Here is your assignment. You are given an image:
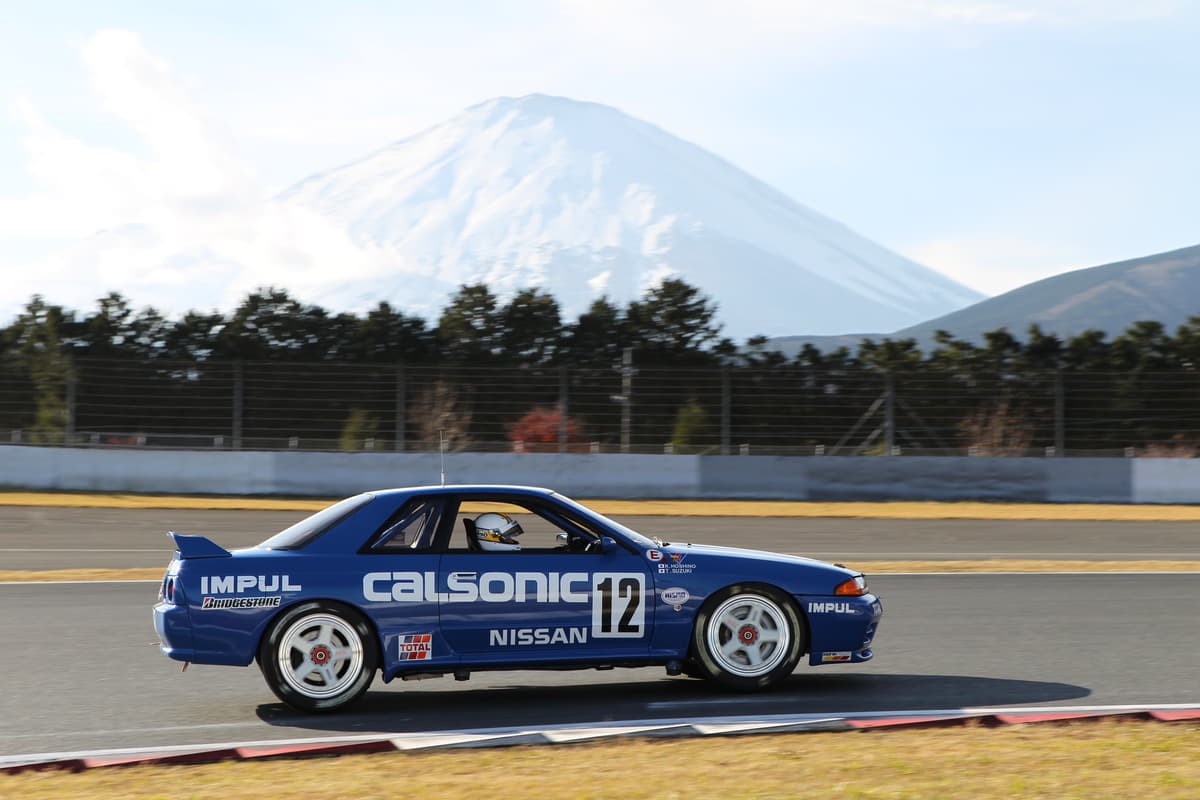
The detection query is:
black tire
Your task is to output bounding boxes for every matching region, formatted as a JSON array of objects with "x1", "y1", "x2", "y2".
[
  {"x1": 689, "y1": 584, "x2": 805, "y2": 691},
  {"x1": 258, "y1": 601, "x2": 379, "y2": 712}
]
